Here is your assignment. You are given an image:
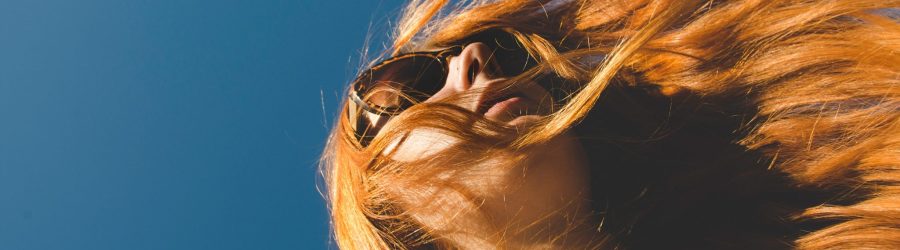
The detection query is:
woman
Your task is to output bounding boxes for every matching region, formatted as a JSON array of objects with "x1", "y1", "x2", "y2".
[{"x1": 321, "y1": 0, "x2": 899, "y2": 249}]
